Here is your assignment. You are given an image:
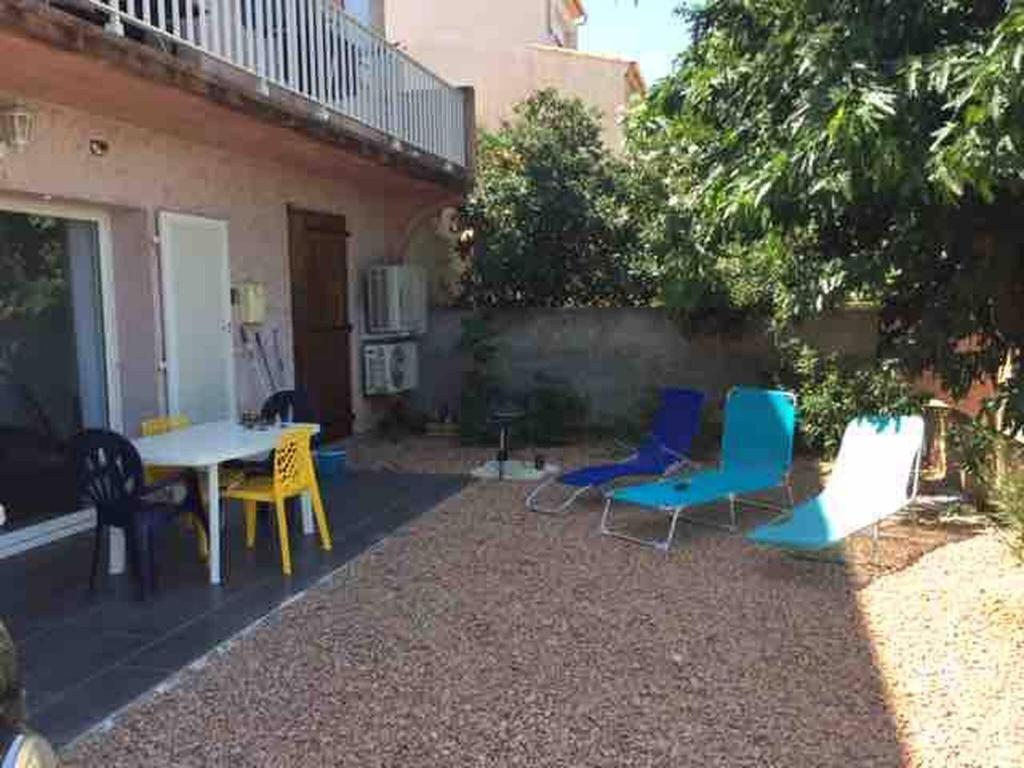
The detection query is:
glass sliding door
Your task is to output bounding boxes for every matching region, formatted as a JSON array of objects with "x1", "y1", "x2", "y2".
[{"x1": 0, "y1": 208, "x2": 109, "y2": 532}]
